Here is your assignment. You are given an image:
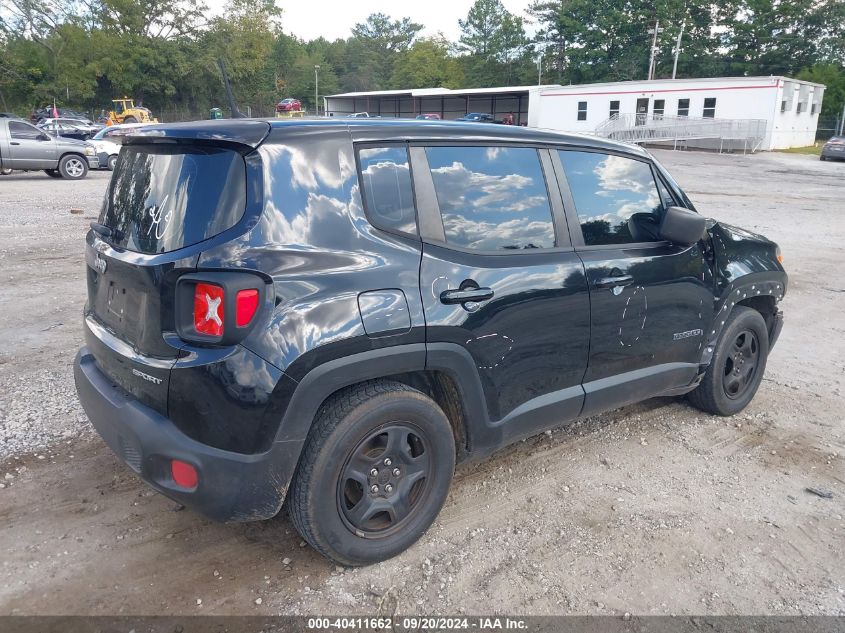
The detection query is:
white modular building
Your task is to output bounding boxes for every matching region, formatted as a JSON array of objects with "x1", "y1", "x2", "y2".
[
  {"x1": 325, "y1": 75, "x2": 825, "y2": 151},
  {"x1": 529, "y1": 76, "x2": 825, "y2": 150}
]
